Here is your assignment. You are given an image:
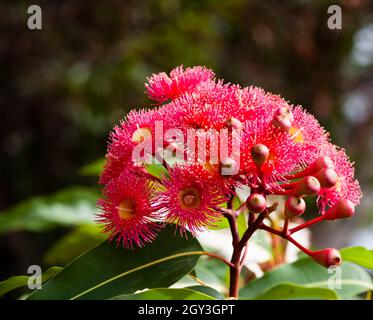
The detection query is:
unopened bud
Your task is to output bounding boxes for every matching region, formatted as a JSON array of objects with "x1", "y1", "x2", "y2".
[
  {"x1": 275, "y1": 106, "x2": 294, "y2": 121},
  {"x1": 226, "y1": 117, "x2": 243, "y2": 130},
  {"x1": 285, "y1": 196, "x2": 306, "y2": 218},
  {"x1": 272, "y1": 115, "x2": 292, "y2": 132},
  {"x1": 311, "y1": 248, "x2": 342, "y2": 268},
  {"x1": 307, "y1": 156, "x2": 334, "y2": 174},
  {"x1": 251, "y1": 144, "x2": 269, "y2": 168},
  {"x1": 246, "y1": 193, "x2": 266, "y2": 214},
  {"x1": 286, "y1": 156, "x2": 334, "y2": 179},
  {"x1": 313, "y1": 168, "x2": 338, "y2": 188},
  {"x1": 324, "y1": 199, "x2": 355, "y2": 220},
  {"x1": 294, "y1": 176, "x2": 321, "y2": 197},
  {"x1": 272, "y1": 107, "x2": 294, "y2": 132}
]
